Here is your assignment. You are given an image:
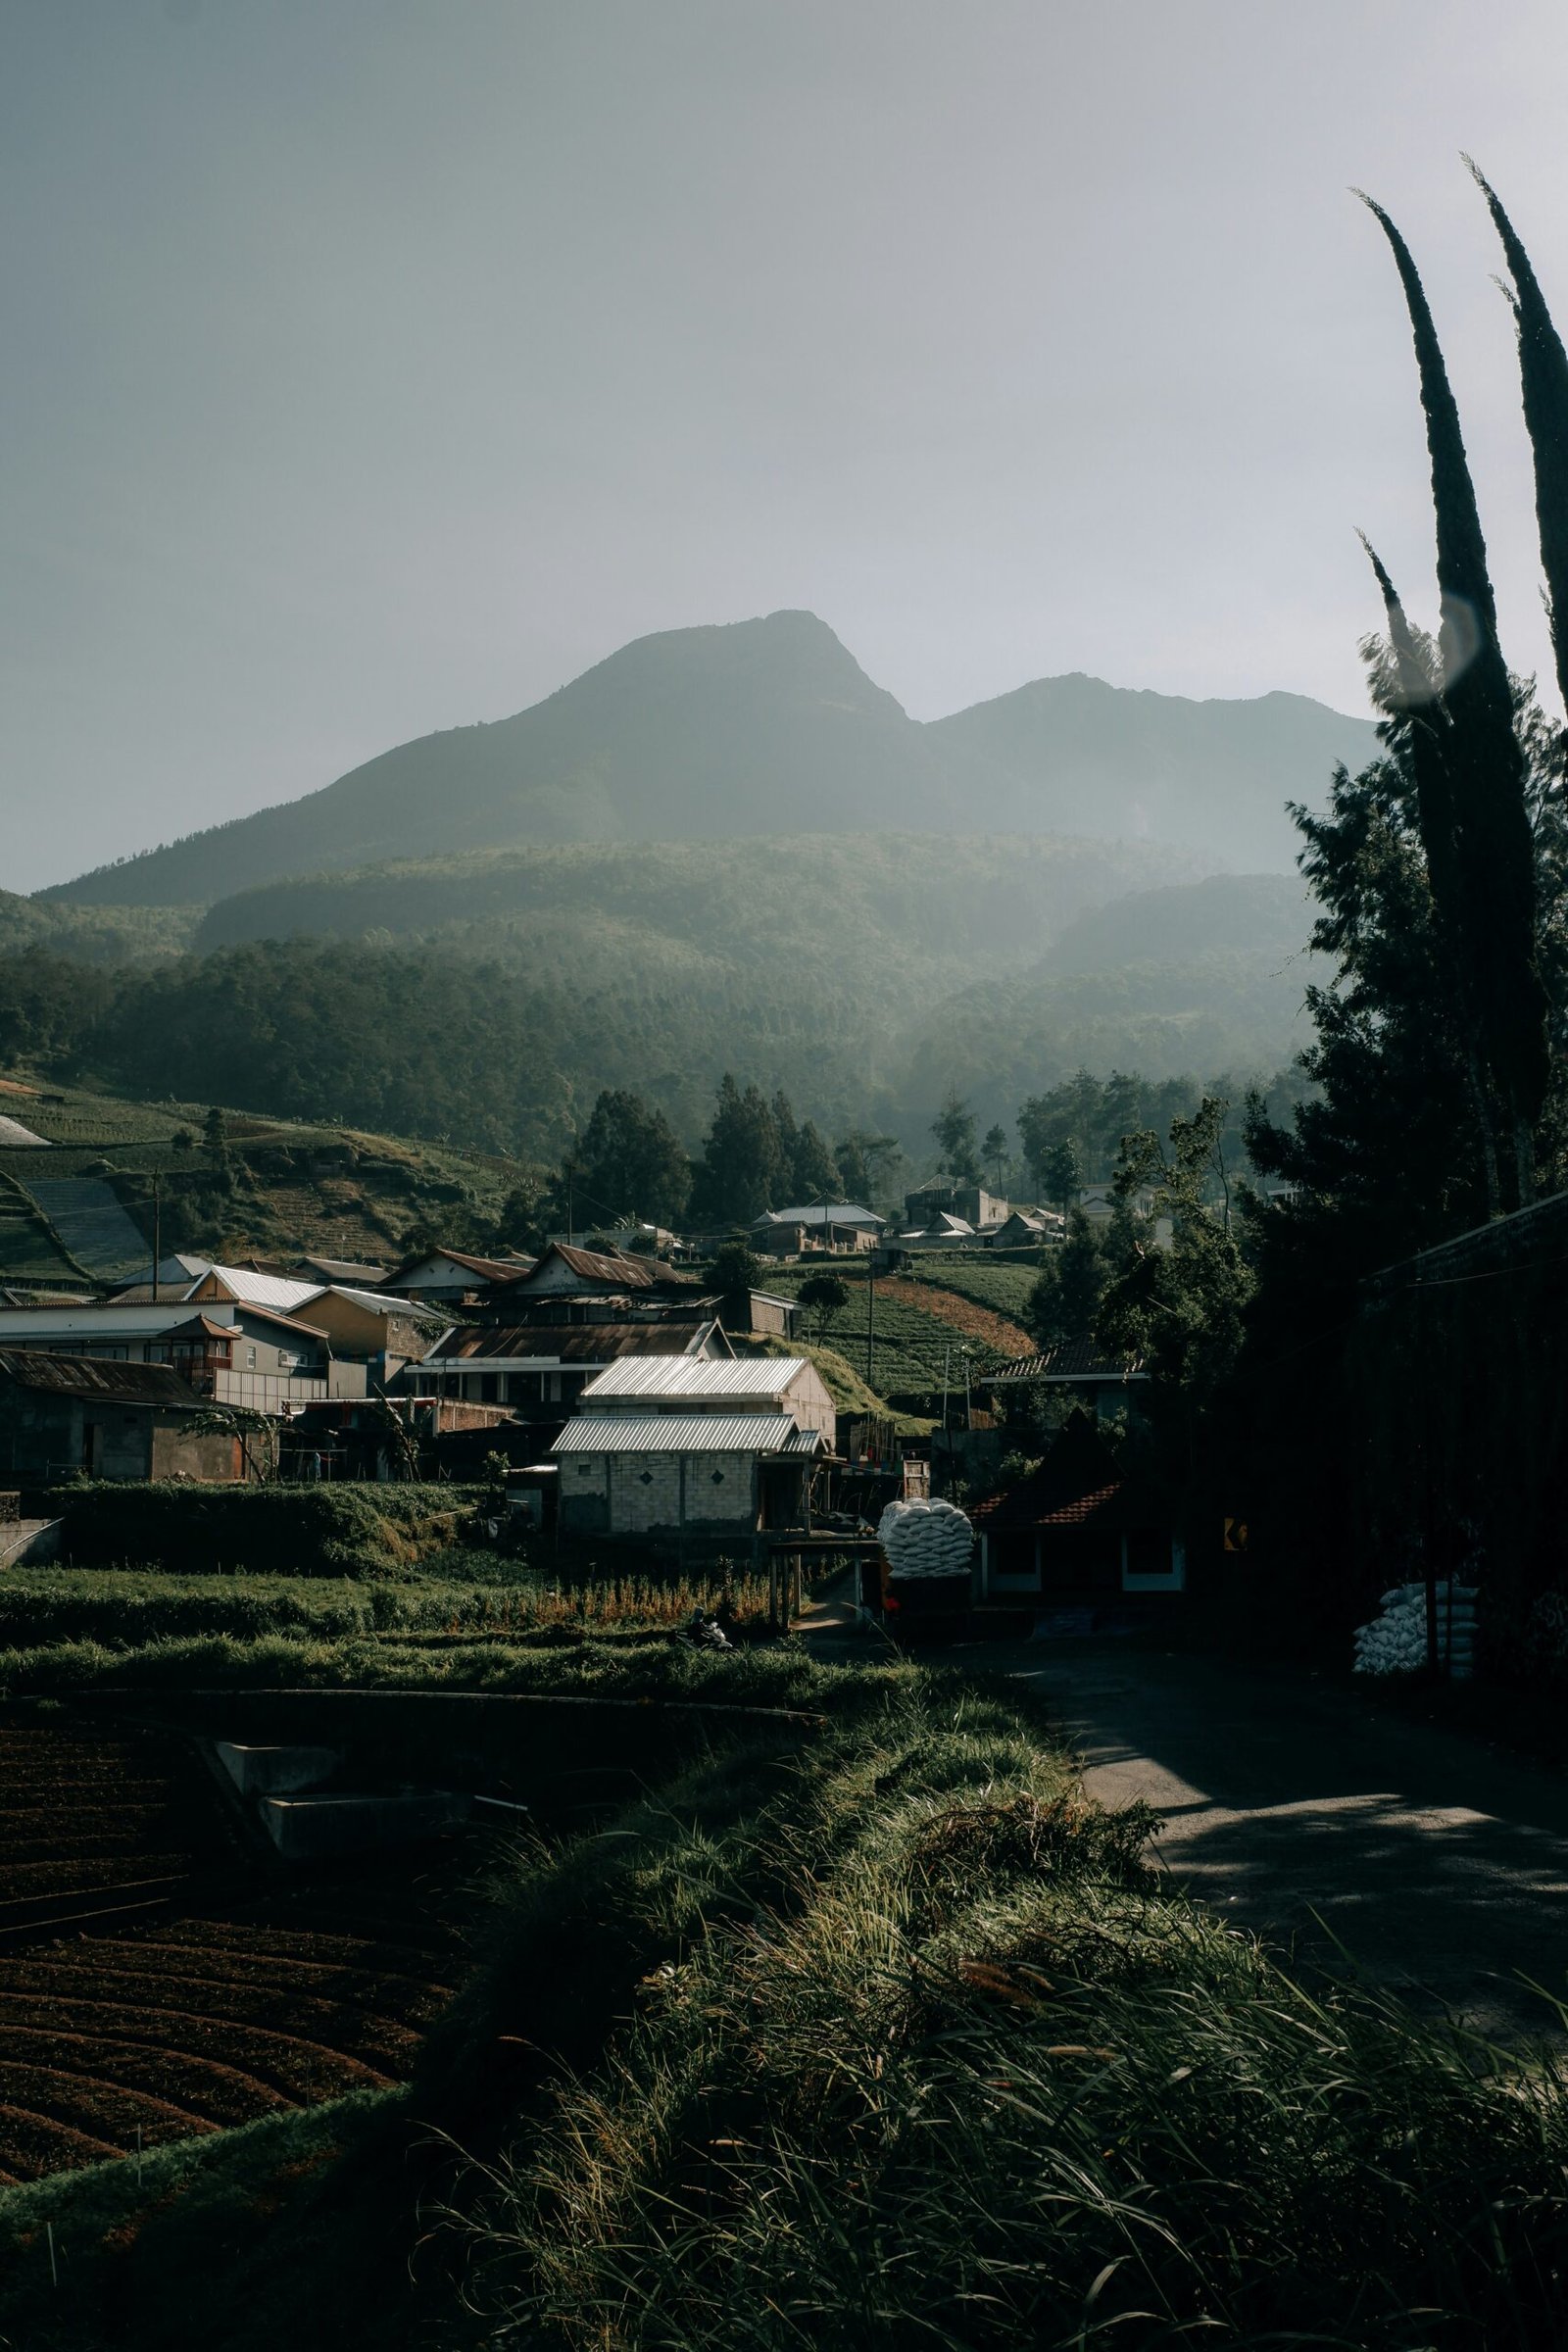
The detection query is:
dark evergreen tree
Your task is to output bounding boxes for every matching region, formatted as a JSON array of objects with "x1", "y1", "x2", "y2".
[
  {"x1": 1360, "y1": 194, "x2": 1549, "y2": 1198},
  {"x1": 1469, "y1": 161, "x2": 1568, "y2": 723},
  {"x1": 568, "y1": 1089, "x2": 691, "y2": 1229},
  {"x1": 791, "y1": 1118, "x2": 840, "y2": 1202},
  {"x1": 931, "y1": 1090, "x2": 980, "y2": 1183},
  {"x1": 689, "y1": 1076, "x2": 783, "y2": 1226}
]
